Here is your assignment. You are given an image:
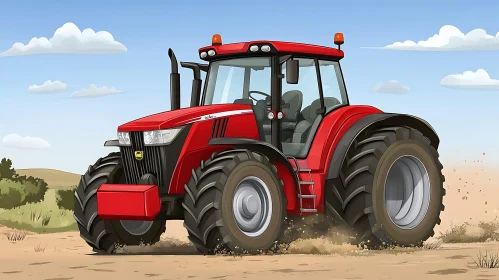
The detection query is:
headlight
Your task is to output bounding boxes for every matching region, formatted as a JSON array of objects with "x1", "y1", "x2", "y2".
[
  {"x1": 261, "y1": 45, "x2": 271, "y2": 52},
  {"x1": 143, "y1": 127, "x2": 183, "y2": 145},
  {"x1": 117, "y1": 132, "x2": 131, "y2": 145}
]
